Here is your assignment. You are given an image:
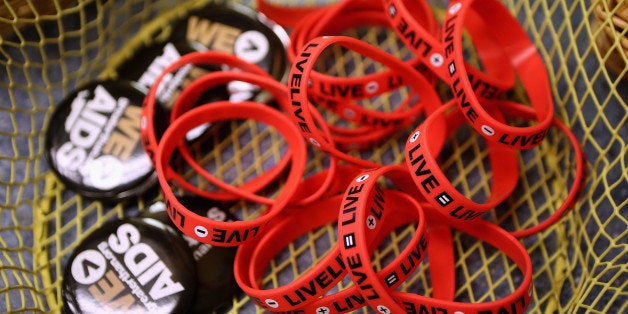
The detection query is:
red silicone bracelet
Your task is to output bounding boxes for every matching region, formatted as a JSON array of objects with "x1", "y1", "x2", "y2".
[
  {"x1": 442, "y1": 0, "x2": 554, "y2": 149},
  {"x1": 235, "y1": 188, "x2": 427, "y2": 312},
  {"x1": 382, "y1": 0, "x2": 516, "y2": 100},
  {"x1": 166, "y1": 70, "x2": 297, "y2": 203},
  {"x1": 233, "y1": 194, "x2": 365, "y2": 311},
  {"x1": 336, "y1": 165, "x2": 428, "y2": 313},
  {"x1": 405, "y1": 99, "x2": 520, "y2": 223},
  {"x1": 289, "y1": 0, "x2": 434, "y2": 134},
  {"x1": 389, "y1": 216, "x2": 534, "y2": 314},
  {"x1": 256, "y1": 0, "x2": 333, "y2": 28},
  {"x1": 155, "y1": 101, "x2": 307, "y2": 246},
  {"x1": 287, "y1": 0, "x2": 439, "y2": 146},
  {"x1": 288, "y1": 35, "x2": 442, "y2": 168},
  {"x1": 484, "y1": 101, "x2": 587, "y2": 238},
  {"x1": 405, "y1": 98, "x2": 585, "y2": 237}
]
